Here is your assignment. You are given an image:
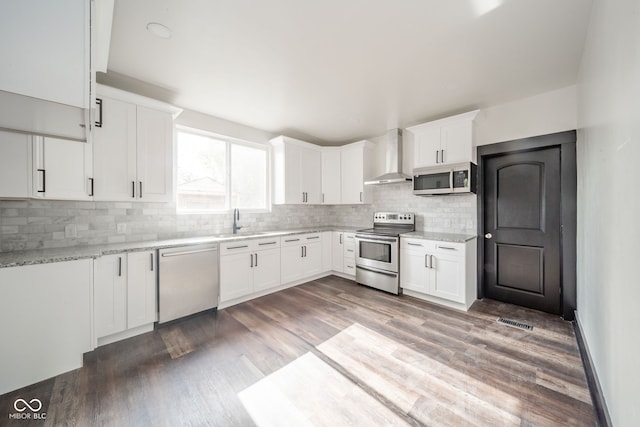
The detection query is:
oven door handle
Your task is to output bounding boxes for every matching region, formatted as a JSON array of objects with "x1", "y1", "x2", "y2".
[
  {"x1": 356, "y1": 265, "x2": 398, "y2": 278},
  {"x1": 355, "y1": 235, "x2": 397, "y2": 243}
]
